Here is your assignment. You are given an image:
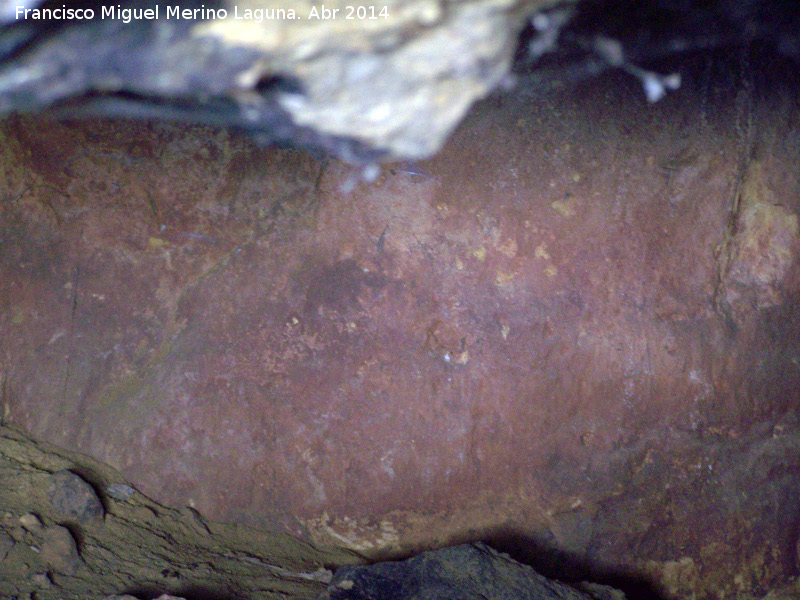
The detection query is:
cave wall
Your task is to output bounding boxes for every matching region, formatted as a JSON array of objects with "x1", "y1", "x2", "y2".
[{"x1": 1, "y1": 47, "x2": 800, "y2": 599}]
